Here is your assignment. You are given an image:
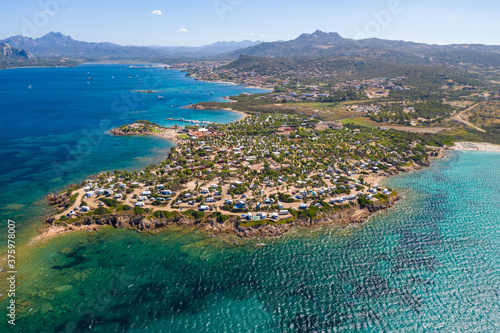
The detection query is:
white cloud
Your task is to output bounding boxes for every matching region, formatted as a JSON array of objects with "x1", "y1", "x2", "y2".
[
  {"x1": 151, "y1": 10, "x2": 162, "y2": 16},
  {"x1": 178, "y1": 28, "x2": 189, "y2": 33}
]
